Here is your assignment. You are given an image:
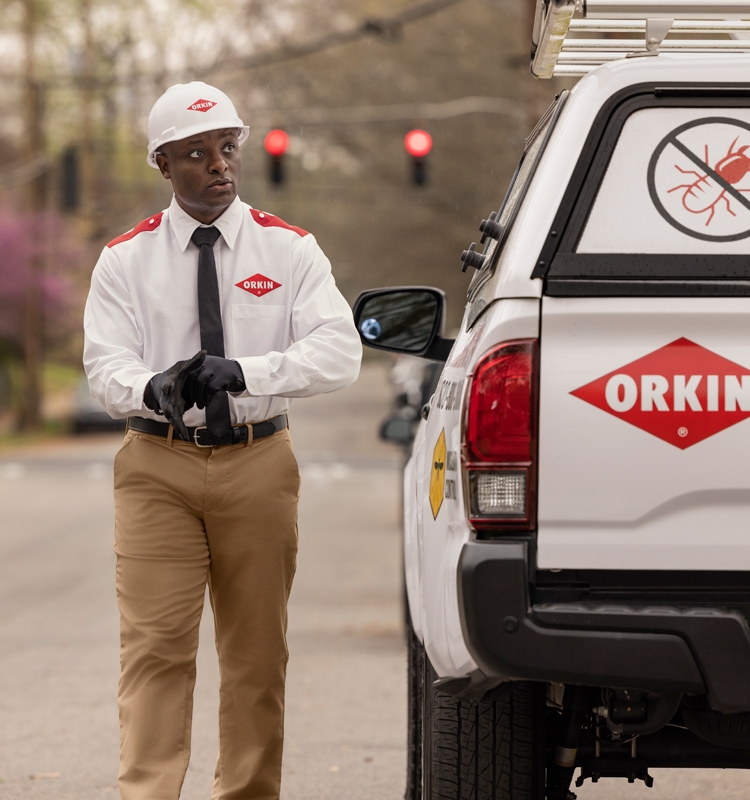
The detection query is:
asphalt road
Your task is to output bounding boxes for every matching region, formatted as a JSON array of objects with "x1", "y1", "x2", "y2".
[
  {"x1": 0, "y1": 362, "x2": 405, "y2": 799},
  {"x1": 0, "y1": 362, "x2": 749, "y2": 799}
]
